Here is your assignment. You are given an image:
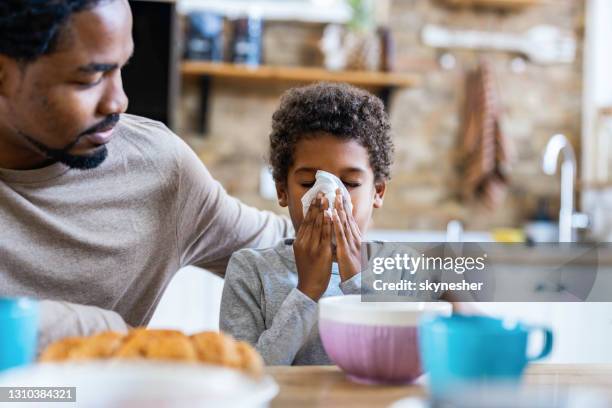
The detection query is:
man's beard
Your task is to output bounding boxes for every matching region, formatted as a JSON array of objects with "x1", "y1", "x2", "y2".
[
  {"x1": 23, "y1": 136, "x2": 108, "y2": 170},
  {"x1": 18, "y1": 114, "x2": 119, "y2": 170}
]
